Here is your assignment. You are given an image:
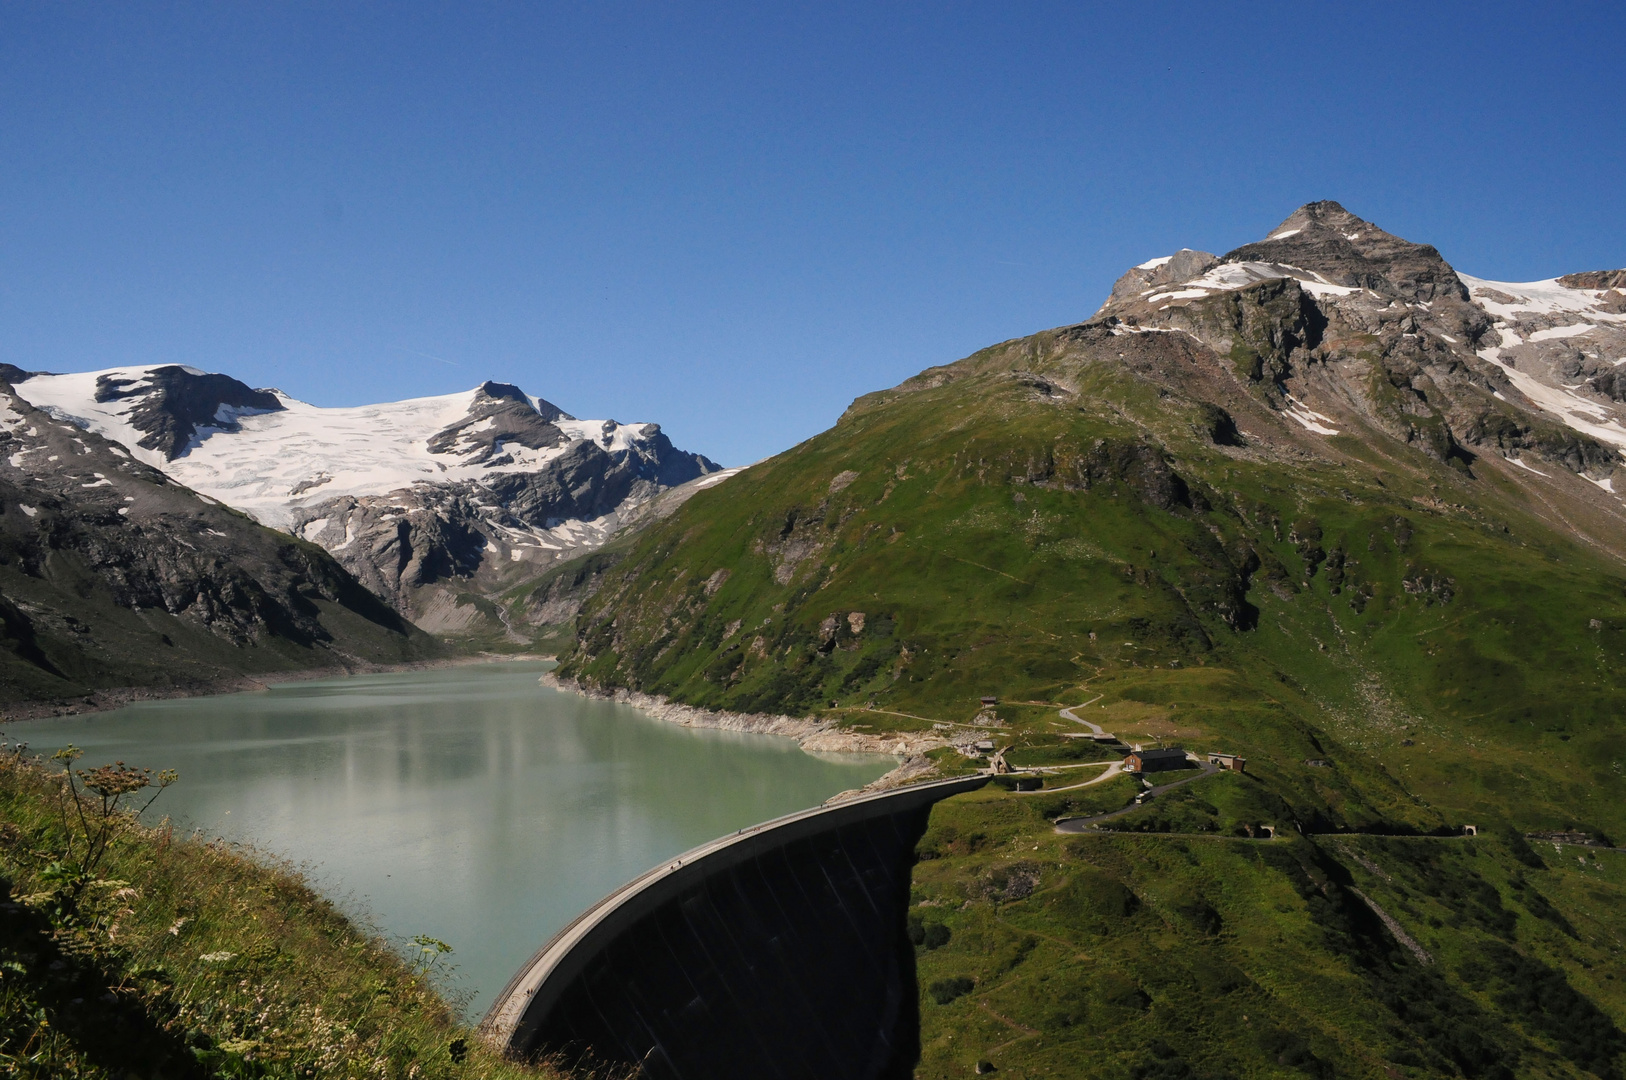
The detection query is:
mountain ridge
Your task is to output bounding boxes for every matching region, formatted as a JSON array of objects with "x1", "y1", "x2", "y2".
[
  {"x1": 554, "y1": 199, "x2": 1626, "y2": 834},
  {"x1": 4, "y1": 366, "x2": 725, "y2": 641},
  {"x1": 0, "y1": 380, "x2": 440, "y2": 709},
  {"x1": 537, "y1": 201, "x2": 1626, "y2": 1076}
]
